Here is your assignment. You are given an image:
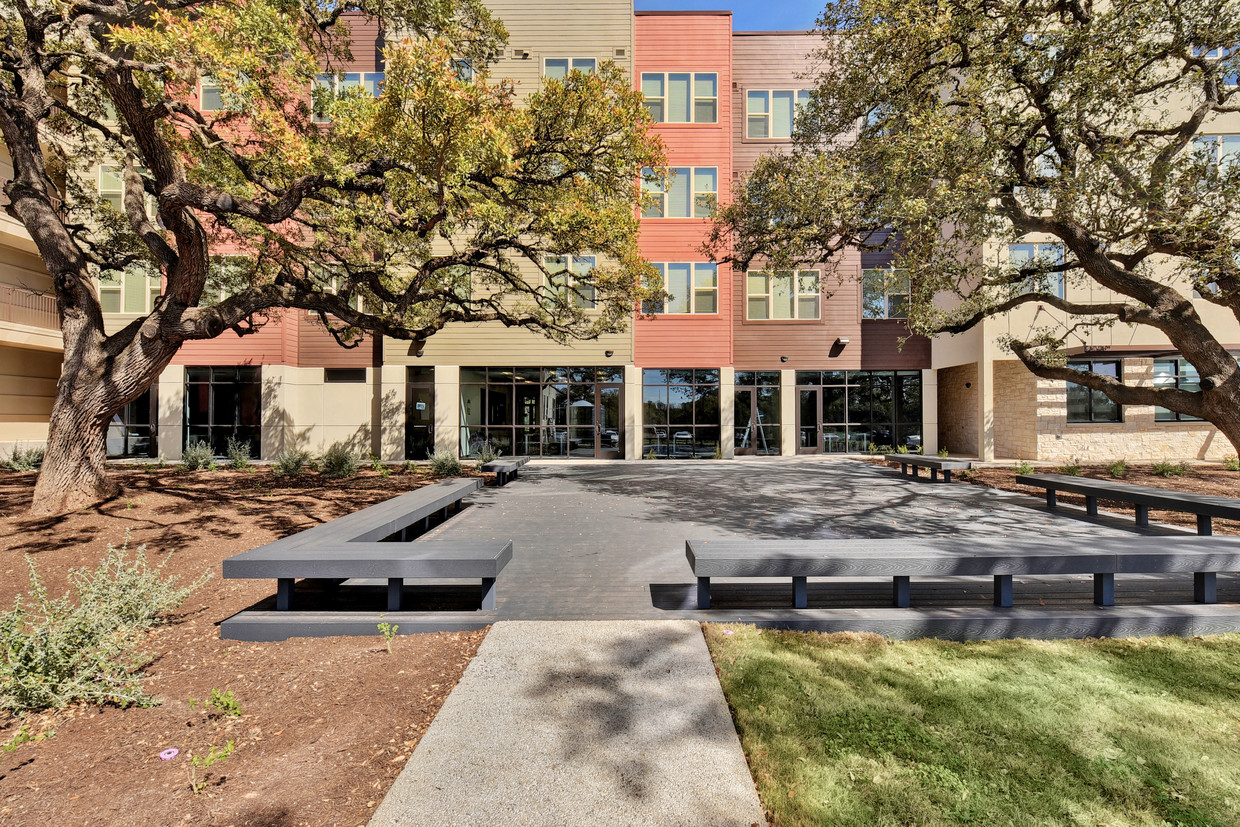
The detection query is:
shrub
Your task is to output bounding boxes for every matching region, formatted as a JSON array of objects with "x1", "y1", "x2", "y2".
[
  {"x1": 180, "y1": 440, "x2": 216, "y2": 471},
  {"x1": 937, "y1": 447, "x2": 949, "y2": 458},
  {"x1": 206, "y1": 688, "x2": 241, "y2": 717},
  {"x1": 0, "y1": 539, "x2": 209, "y2": 713},
  {"x1": 272, "y1": 448, "x2": 312, "y2": 477},
  {"x1": 895, "y1": 444, "x2": 910, "y2": 455},
  {"x1": 1056, "y1": 456, "x2": 1082, "y2": 476},
  {"x1": 474, "y1": 441, "x2": 500, "y2": 465},
  {"x1": 1152, "y1": 459, "x2": 1187, "y2": 478},
  {"x1": 225, "y1": 437, "x2": 252, "y2": 470},
  {"x1": 1015, "y1": 459, "x2": 1034, "y2": 475},
  {"x1": 1108, "y1": 458, "x2": 1129, "y2": 478},
  {"x1": 320, "y1": 444, "x2": 360, "y2": 478},
  {"x1": 2, "y1": 444, "x2": 44, "y2": 472},
  {"x1": 1223, "y1": 455, "x2": 1239, "y2": 472},
  {"x1": 429, "y1": 448, "x2": 463, "y2": 477}
]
